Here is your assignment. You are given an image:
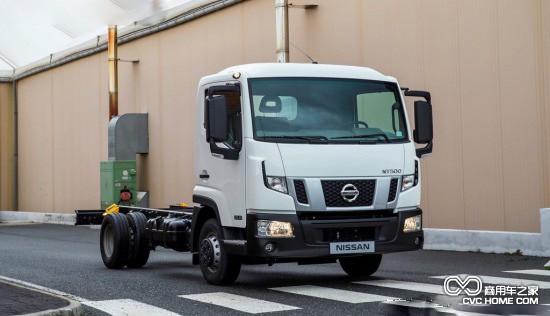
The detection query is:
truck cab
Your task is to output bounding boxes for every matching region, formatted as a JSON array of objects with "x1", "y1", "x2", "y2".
[{"x1": 192, "y1": 63, "x2": 433, "y2": 284}]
